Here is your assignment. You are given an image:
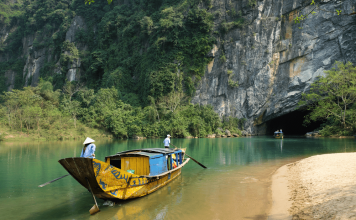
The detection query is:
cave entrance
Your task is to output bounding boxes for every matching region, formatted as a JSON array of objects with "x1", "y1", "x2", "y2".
[{"x1": 265, "y1": 110, "x2": 324, "y2": 135}]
